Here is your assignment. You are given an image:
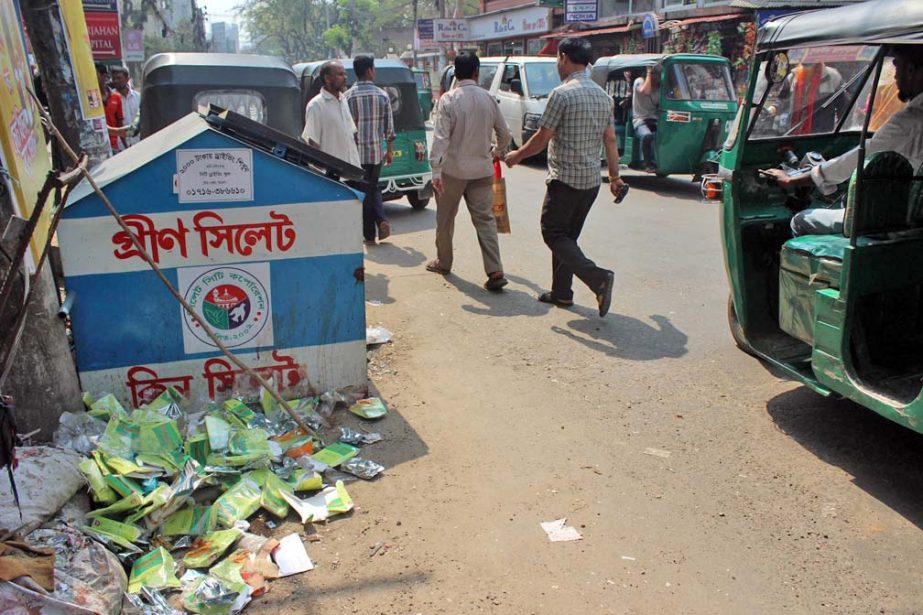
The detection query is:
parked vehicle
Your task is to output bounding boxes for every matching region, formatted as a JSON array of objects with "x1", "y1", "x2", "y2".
[
  {"x1": 590, "y1": 53, "x2": 737, "y2": 178},
  {"x1": 294, "y1": 59, "x2": 433, "y2": 210},
  {"x1": 720, "y1": 0, "x2": 923, "y2": 434},
  {"x1": 412, "y1": 67, "x2": 434, "y2": 121},
  {"x1": 140, "y1": 53, "x2": 302, "y2": 138}
]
